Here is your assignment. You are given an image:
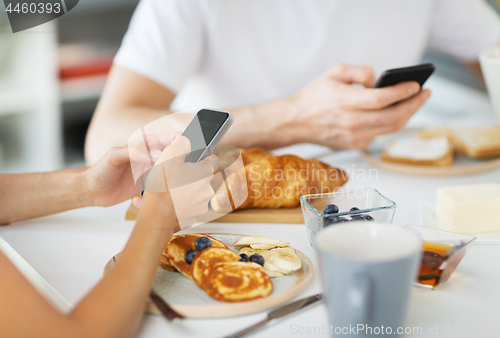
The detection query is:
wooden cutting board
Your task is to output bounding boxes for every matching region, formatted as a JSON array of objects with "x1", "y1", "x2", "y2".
[{"x1": 125, "y1": 203, "x2": 305, "y2": 224}]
